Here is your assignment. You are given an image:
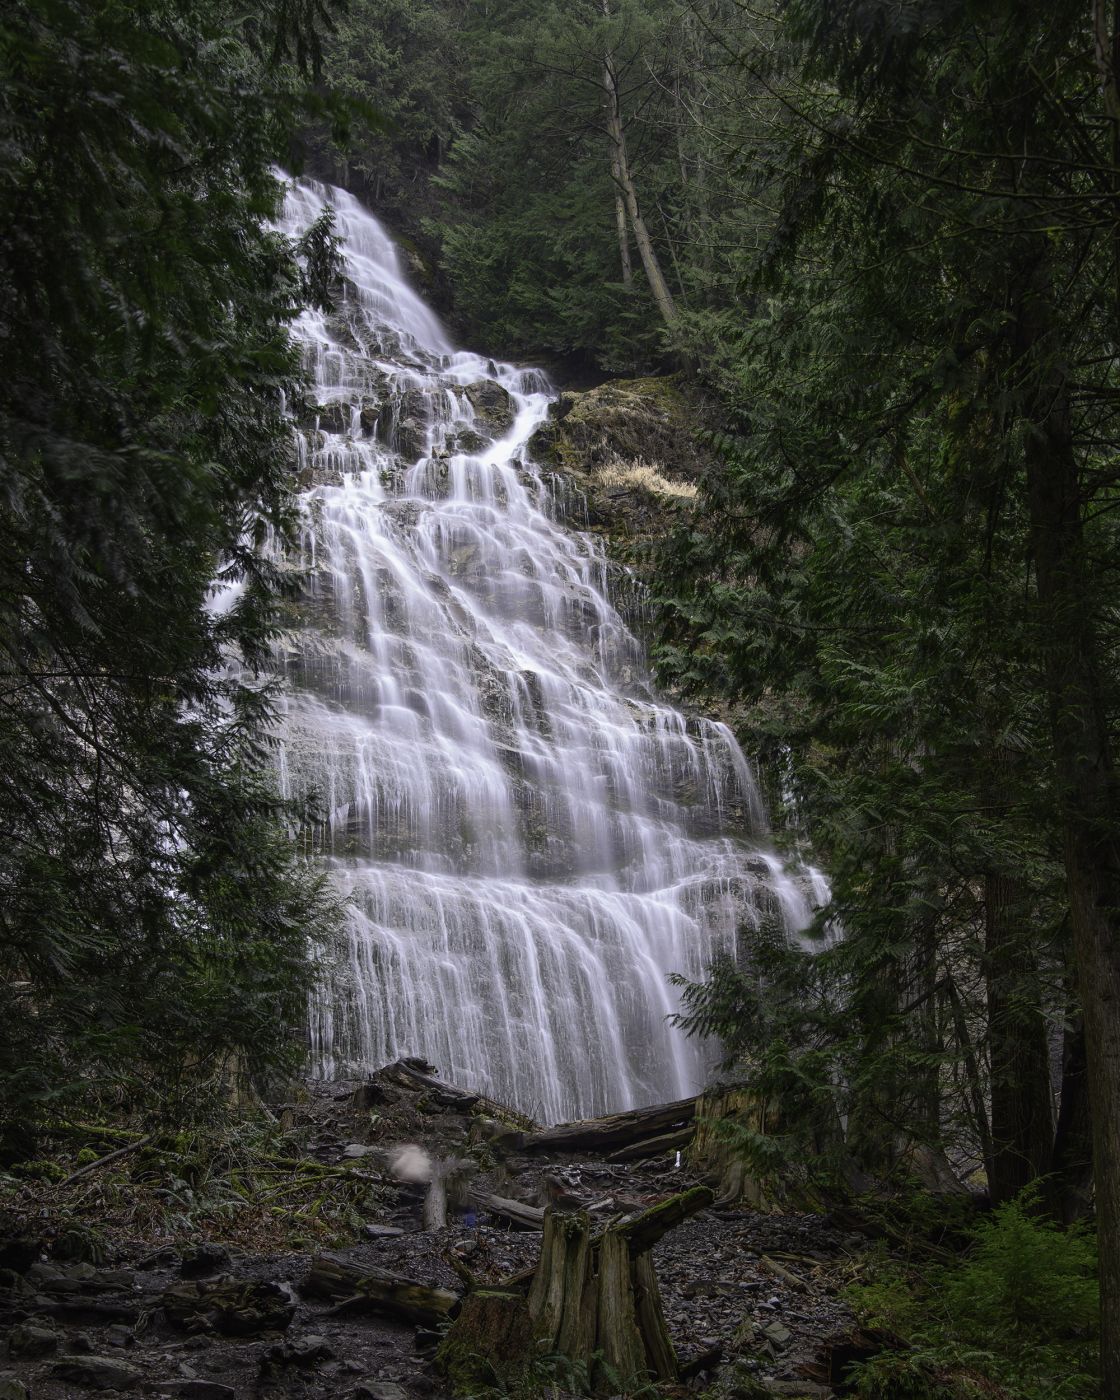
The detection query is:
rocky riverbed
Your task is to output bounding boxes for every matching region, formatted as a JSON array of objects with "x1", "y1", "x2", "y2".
[{"x1": 0, "y1": 1069, "x2": 874, "y2": 1400}]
